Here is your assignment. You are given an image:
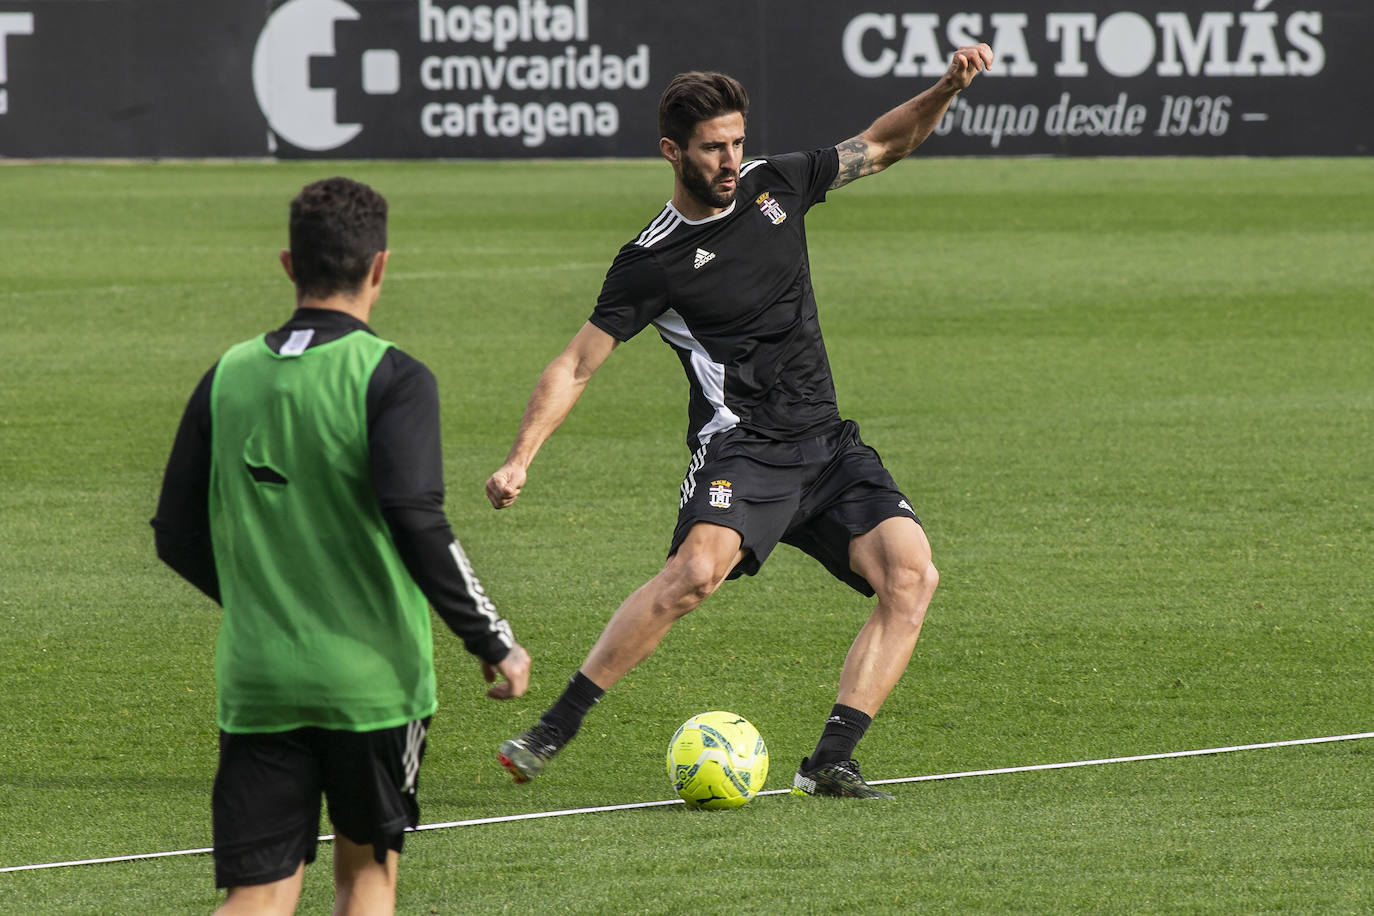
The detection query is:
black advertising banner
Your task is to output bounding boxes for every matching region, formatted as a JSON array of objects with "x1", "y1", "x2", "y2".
[
  {"x1": 0, "y1": 1, "x2": 266, "y2": 157},
  {"x1": 0, "y1": 0, "x2": 1369, "y2": 159},
  {"x1": 770, "y1": 1, "x2": 1372, "y2": 156}
]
